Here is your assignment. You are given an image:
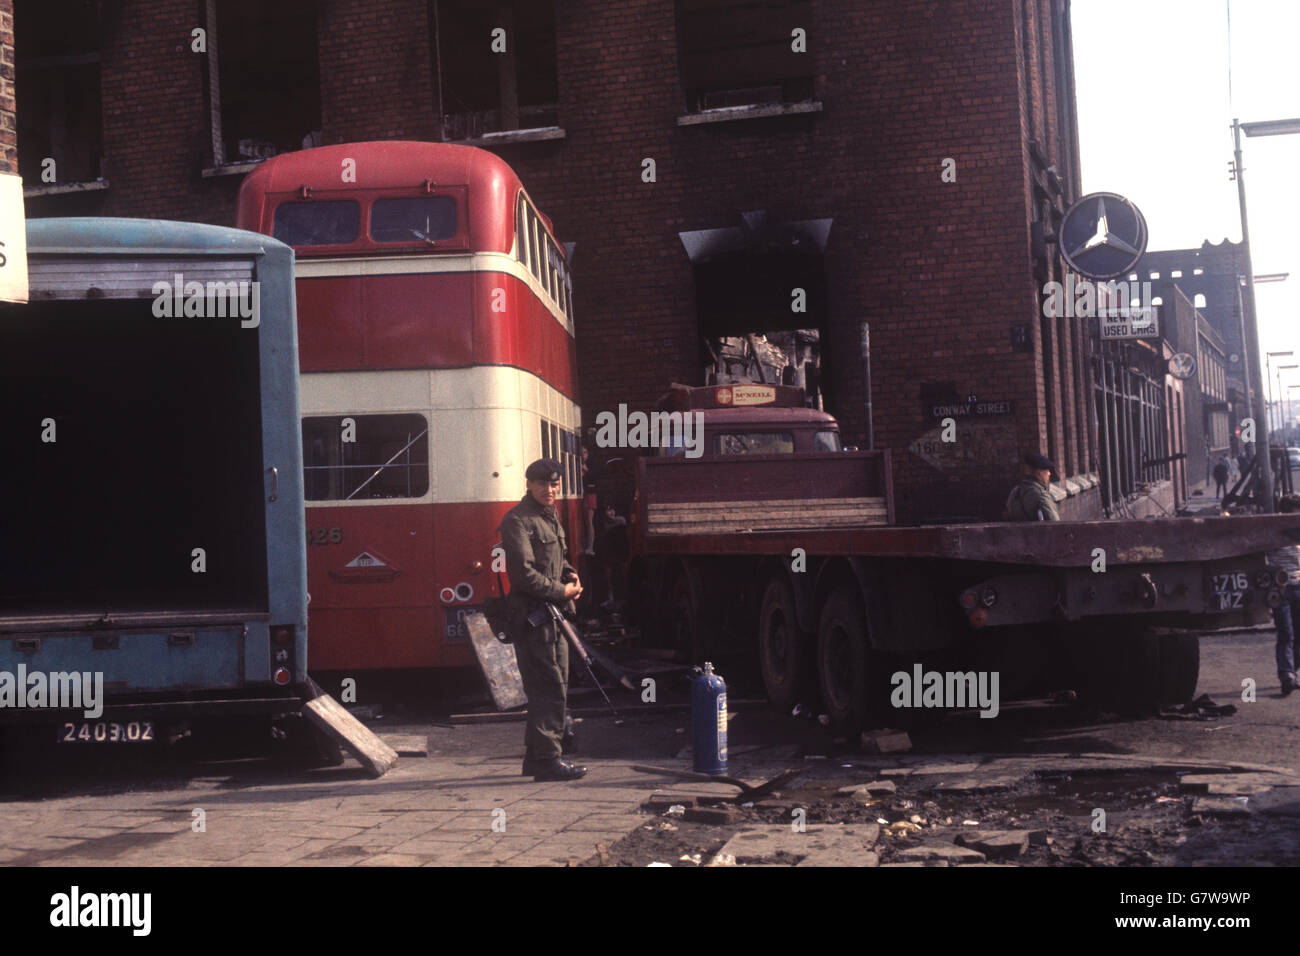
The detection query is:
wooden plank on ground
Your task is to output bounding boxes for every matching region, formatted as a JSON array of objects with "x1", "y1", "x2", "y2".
[
  {"x1": 303, "y1": 694, "x2": 400, "y2": 777},
  {"x1": 465, "y1": 610, "x2": 528, "y2": 711}
]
